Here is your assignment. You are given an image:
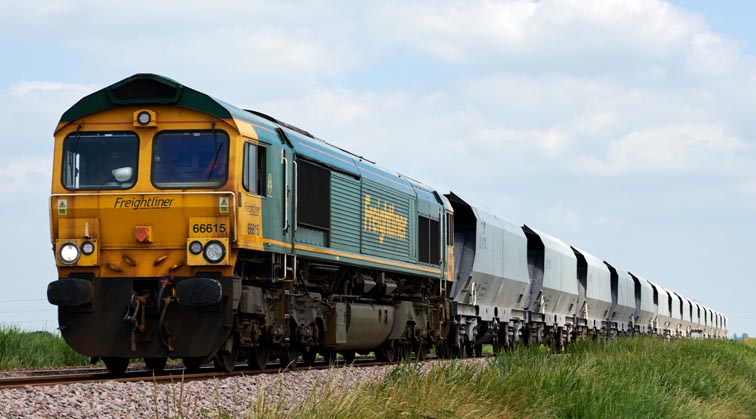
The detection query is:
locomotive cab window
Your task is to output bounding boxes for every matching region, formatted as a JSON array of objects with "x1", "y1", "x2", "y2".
[
  {"x1": 61, "y1": 131, "x2": 139, "y2": 190},
  {"x1": 152, "y1": 130, "x2": 229, "y2": 189},
  {"x1": 243, "y1": 142, "x2": 267, "y2": 195}
]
